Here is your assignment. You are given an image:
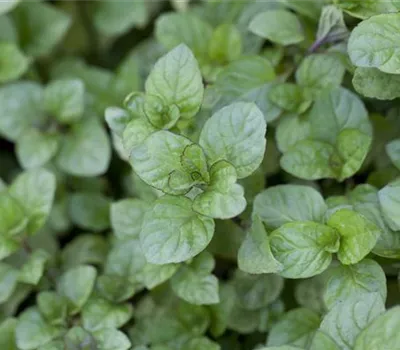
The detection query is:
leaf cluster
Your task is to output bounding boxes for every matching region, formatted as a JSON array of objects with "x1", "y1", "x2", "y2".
[{"x1": 0, "y1": 1, "x2": 399, "y2": 350}]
